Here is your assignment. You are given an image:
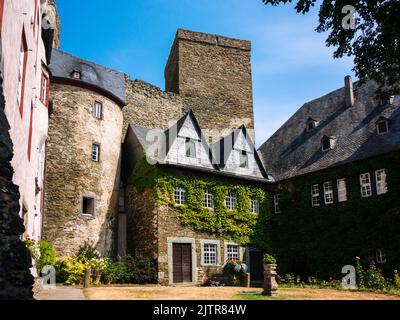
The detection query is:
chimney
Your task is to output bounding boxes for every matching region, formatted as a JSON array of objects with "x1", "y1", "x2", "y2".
[{"x1": 344, "y1": 75, "x2": 354, "y2": 107}]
